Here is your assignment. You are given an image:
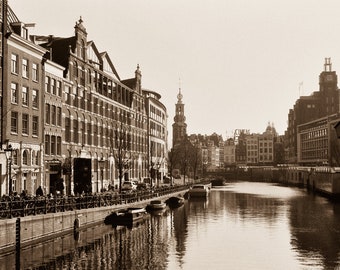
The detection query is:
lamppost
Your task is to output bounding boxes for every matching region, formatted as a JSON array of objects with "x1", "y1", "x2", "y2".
[
  {"x1": 156, "y1": 162, "x2": 160, "y2": 187},
  {"x1": 98, "y1": 158, "x2": 105, "y2": 192},
  {"x1": 4, "y1": 144, "x2": 13, "y2": 195}
]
